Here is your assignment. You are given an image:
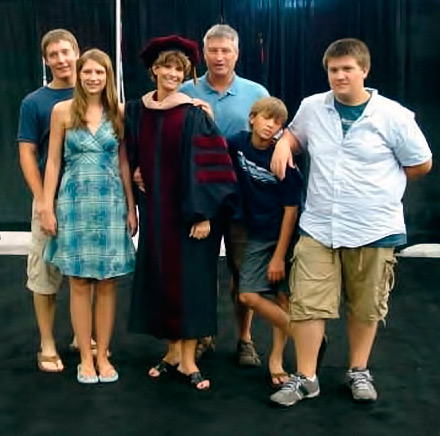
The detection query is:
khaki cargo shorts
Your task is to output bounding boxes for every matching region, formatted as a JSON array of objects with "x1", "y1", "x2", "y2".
[
  {"x1": 289, "y1": 236, "x2": 396, "y2": 322},
  {"x1": 26, "y1": 202, "x2": 63, "y2": 295}
]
